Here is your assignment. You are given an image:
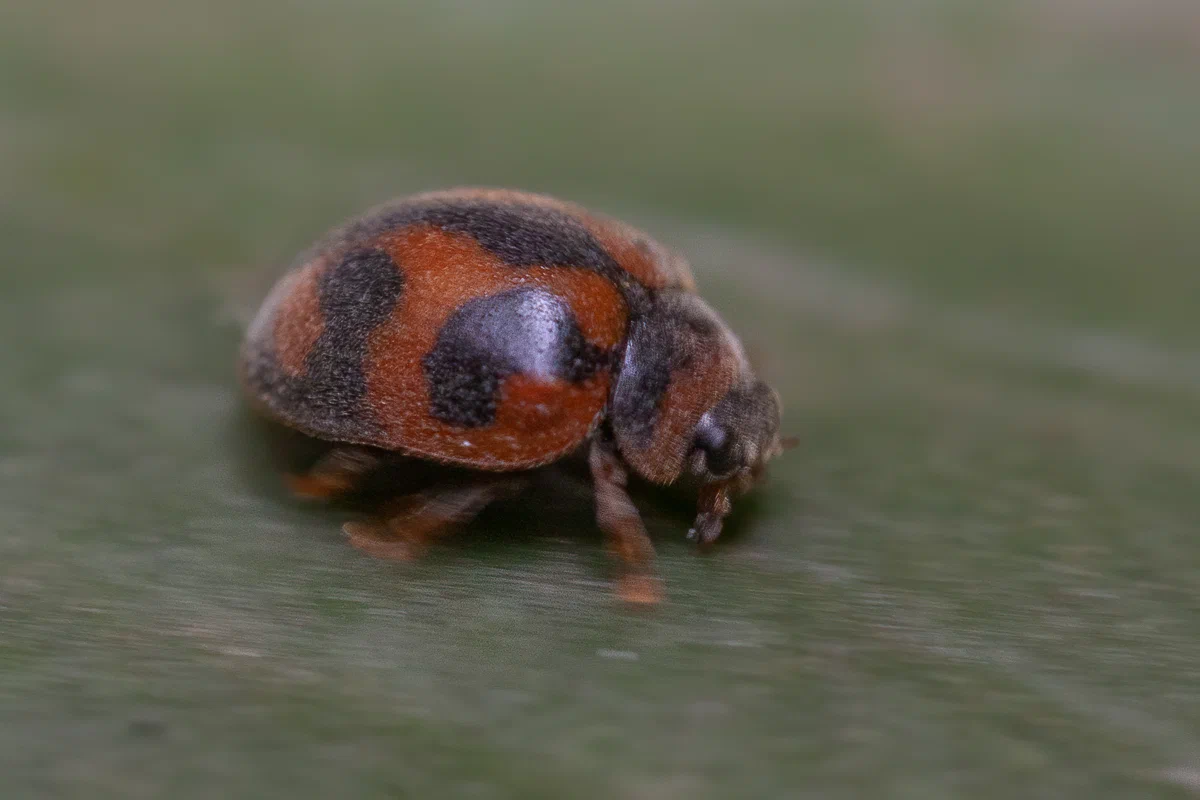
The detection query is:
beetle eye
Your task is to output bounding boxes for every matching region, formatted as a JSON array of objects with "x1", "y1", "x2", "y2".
[{"x1": 693, "y1": 416, "x2": 739, "y2": 477}]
